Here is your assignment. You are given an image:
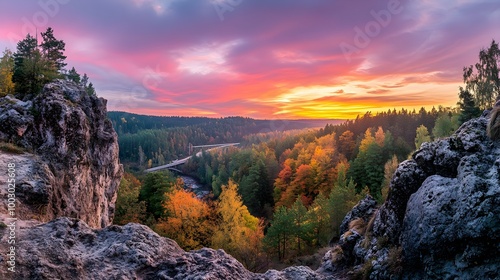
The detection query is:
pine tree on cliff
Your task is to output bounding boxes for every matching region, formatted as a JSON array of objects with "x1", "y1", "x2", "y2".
[
  {"x1": 12, "y1": 28, "x2": 66, "y2": 97},
  {"x1": 67, "y1": 67, "x2": 81, "y2": 84},
  {"x1": 40, "y1": 27, "x2": 67, "y2": 71},
  {"x1": 457, "y1": 87, "x2": 481, "y2": 124},
  {"x1": 13, "y1": 34, "x2": 43, "y2": 95},
  {"x1": 86, "y1": 82, "x2": 96, "y2": 95}
]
